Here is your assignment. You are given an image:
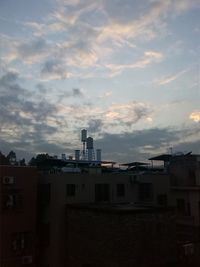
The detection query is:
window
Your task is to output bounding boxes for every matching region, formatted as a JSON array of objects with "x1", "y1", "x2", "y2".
[
  {"x1": 139, "y1": 183, "x2": 153, "y2": 201},
  {"x1": 39, "y1": 223, "x2": 50, "y2": 246},
  {"x1": 187, "y1": 202, "x2": 191, "y2": 216},
  {"x1": 66, "y1": 184, "x2": 76, "y2": 197},
  {"x1": 117, "y1": 184, "x2": 125, "y2": 197},
  {"x1": 38, "y1": 184, "x2": 51, "y2": 206},
  {"x1": 2, "y1": 192, "x2": 23, "y2": 210},
  {"x1": 11, "y1": 232, "x2": 32, "y2": 251},
  {"x1": 157, "y1": 194, "x2": 168, "y2": 206},
  {"x1": 95, "y1": 184, "x2": 110, "y2": 202},
  {"x1": 176, "y1": 198, "x2": 186, "y2": 215},
  {"x1": 188, "y1": 169, "x2": 196, "y2": 185}
]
